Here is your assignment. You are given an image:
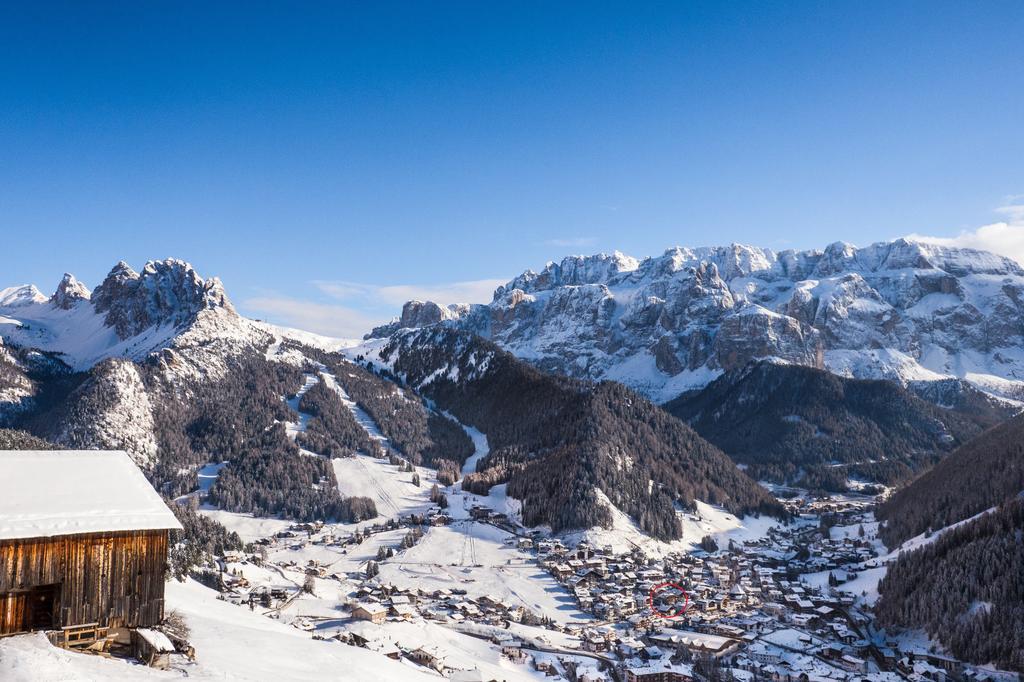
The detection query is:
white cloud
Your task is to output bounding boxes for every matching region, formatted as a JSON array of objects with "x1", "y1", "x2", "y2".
[
  {"x1": 544, "y1": 237, "x2": 596, "y2": 248},
  {"x1": 242, "y1": 295, "x2": 386, "y2": 339},
  {"x1": 313, "y1": 278, "x2": 505, "y2": 306},
  {"x1": 906, "y1": 201, "x2": 1024, "y2": 265},
  {"x1": 995, "y1": 202, "x2": 1024, "y2": 223}
]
